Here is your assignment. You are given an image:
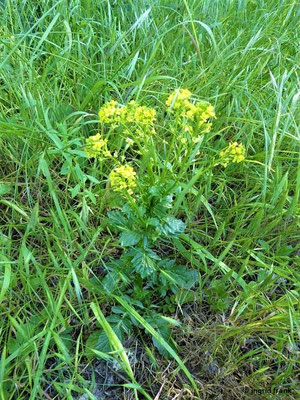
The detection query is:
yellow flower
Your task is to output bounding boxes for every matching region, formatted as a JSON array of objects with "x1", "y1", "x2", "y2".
[
  {"x1": 184, "y1": 125, "x2": 193, "y2": 134},
  {"x1": 220, "y1": 142, "x2": 246, "y2": 166},
  {"x1": 98, "y1": 100, "x2": 121, "y2": 124},
  {"x1": 192, "y1": 136, "x2": 202, "y2": 144},
  {"x1": 98, "y1": 100, "x2": 156, "y2": 142},
  {"x1": 183, "y1": 101, "x2": 215, "y2": 123},
  {"x1": 201, "y1": 122, "x2": 212, "y2": 133},
  {"x1": 166, "y1": 88, "x2": 192, "y2": 108},
  {"x1": 125, "y1": 137, "x2": 134, "y2": 146},
  {"x1": 84, "y1": 133, "x2": 109, "y2": 158},
  {"x1": 166, "y1": 89, "x2": 215, "y2": 136},
  {"x1": 194, "y1": 101, "x2": 216, "y2": 121},
  {"x1": 109, "y1": 165, "x2": 137, "y2": 195},
  {"x1": 125, "y1": 101, "x2": 156, "y2": 126},
  {"x1": 103, "y1": 149, "x2": 112, "y2": 157}
]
